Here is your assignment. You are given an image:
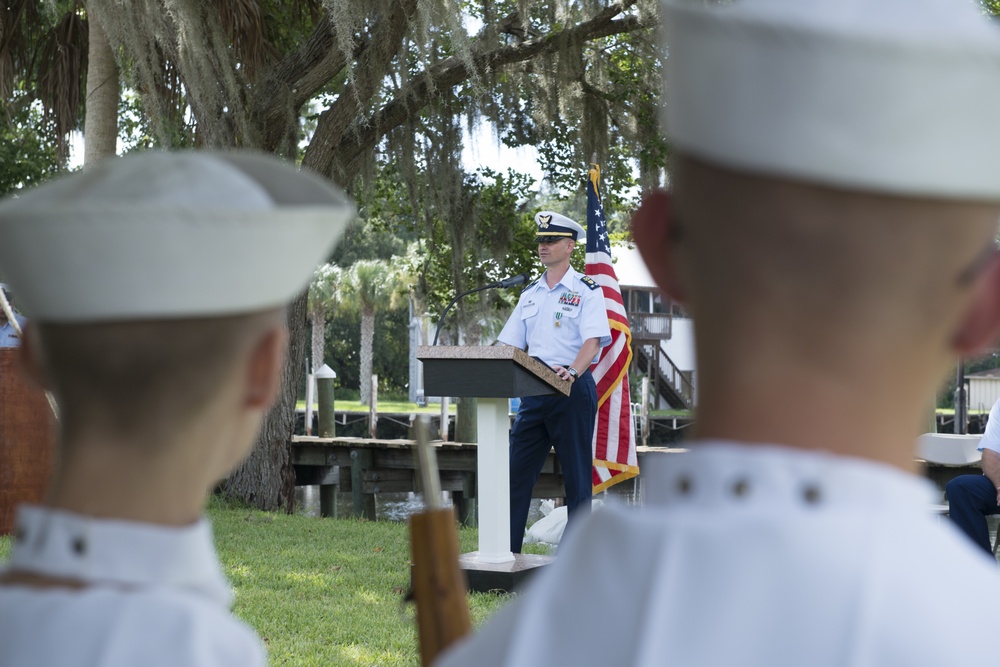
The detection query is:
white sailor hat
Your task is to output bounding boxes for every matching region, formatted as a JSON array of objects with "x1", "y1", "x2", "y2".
[
  {"x1": 535, "y1": 211, "x2": 585, "y2": 243},
  {"x1": 662, "y1": 0, "x2": 1000, "y2": 200},
  {"x1": 0, "y1": 150, "x2": 354, "y2": 323}
]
